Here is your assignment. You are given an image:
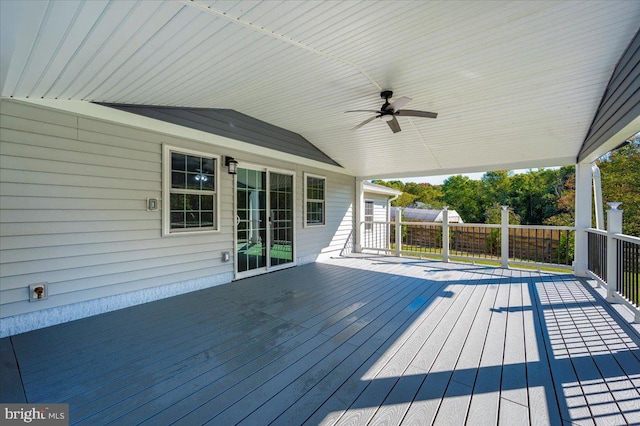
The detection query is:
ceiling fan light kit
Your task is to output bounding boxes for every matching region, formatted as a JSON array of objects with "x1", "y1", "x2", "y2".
[{"x1": 347, "y1": 90, "x2": 438, "y2": 133}]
